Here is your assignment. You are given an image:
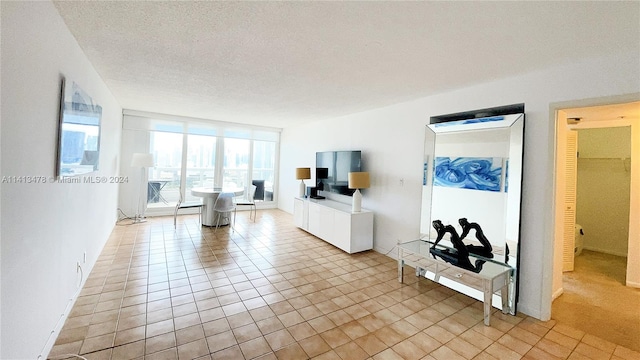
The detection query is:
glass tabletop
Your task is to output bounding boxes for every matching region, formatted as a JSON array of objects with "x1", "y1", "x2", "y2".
[{"x1": 398, "y1": 240, "x2": 514, "y2": 279}]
